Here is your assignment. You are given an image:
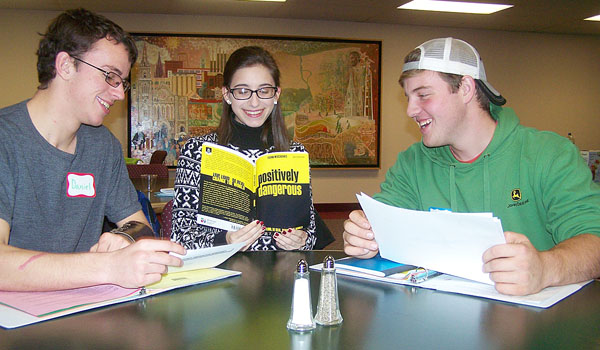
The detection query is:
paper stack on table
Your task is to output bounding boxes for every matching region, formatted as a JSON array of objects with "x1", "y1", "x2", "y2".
[{"x1": 356, "y1": 193, "x2": 506, "y2": 285}]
